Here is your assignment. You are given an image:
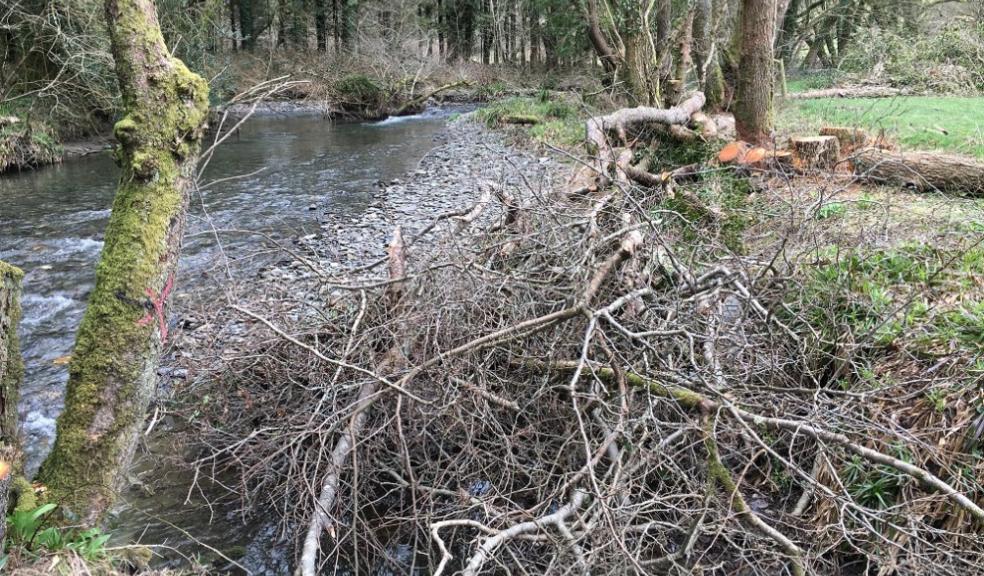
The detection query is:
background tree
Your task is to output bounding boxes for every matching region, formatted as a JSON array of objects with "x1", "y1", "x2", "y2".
[{"x1": 36, "y1": 0, "x2": 210, "y2": 523}]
